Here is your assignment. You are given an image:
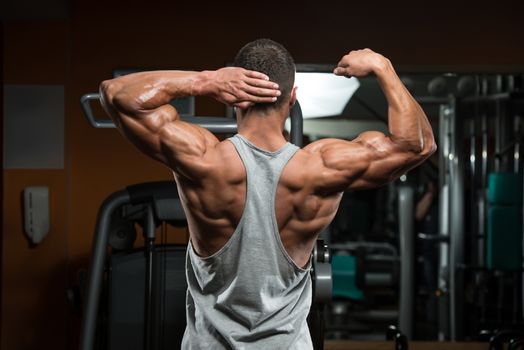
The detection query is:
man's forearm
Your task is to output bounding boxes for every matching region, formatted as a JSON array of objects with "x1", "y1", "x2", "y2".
[
  {"x1": 100, "y1": 68, "x2": 280, "y2": 115},
  {"x1": 374, "y1": 61, "x2": 435, "y2": 154},
  {"x1": 100, "y1": 70, "x2": 206, "y2": 116}
]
